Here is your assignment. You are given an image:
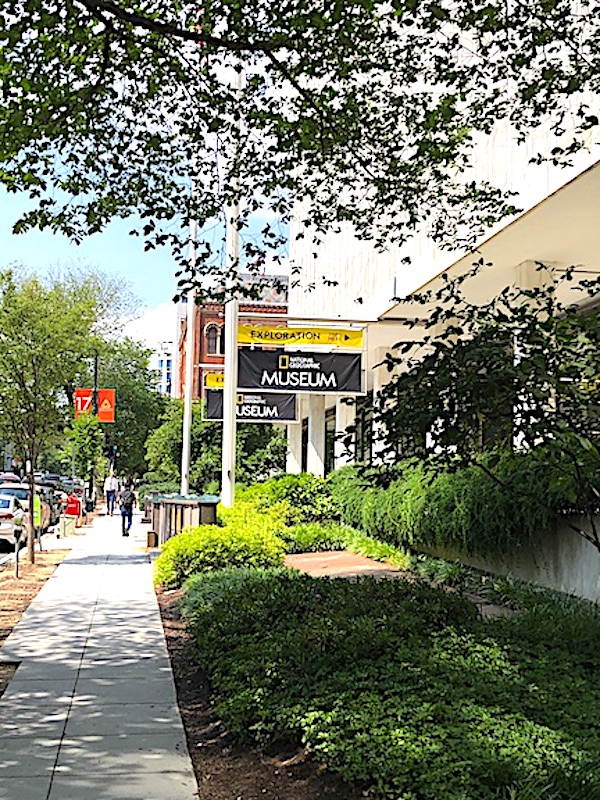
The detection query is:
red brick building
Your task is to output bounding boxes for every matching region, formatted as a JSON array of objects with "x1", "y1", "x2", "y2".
[{"x1": 177, "y1": 276, "x2": 288, "y2": 400}]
